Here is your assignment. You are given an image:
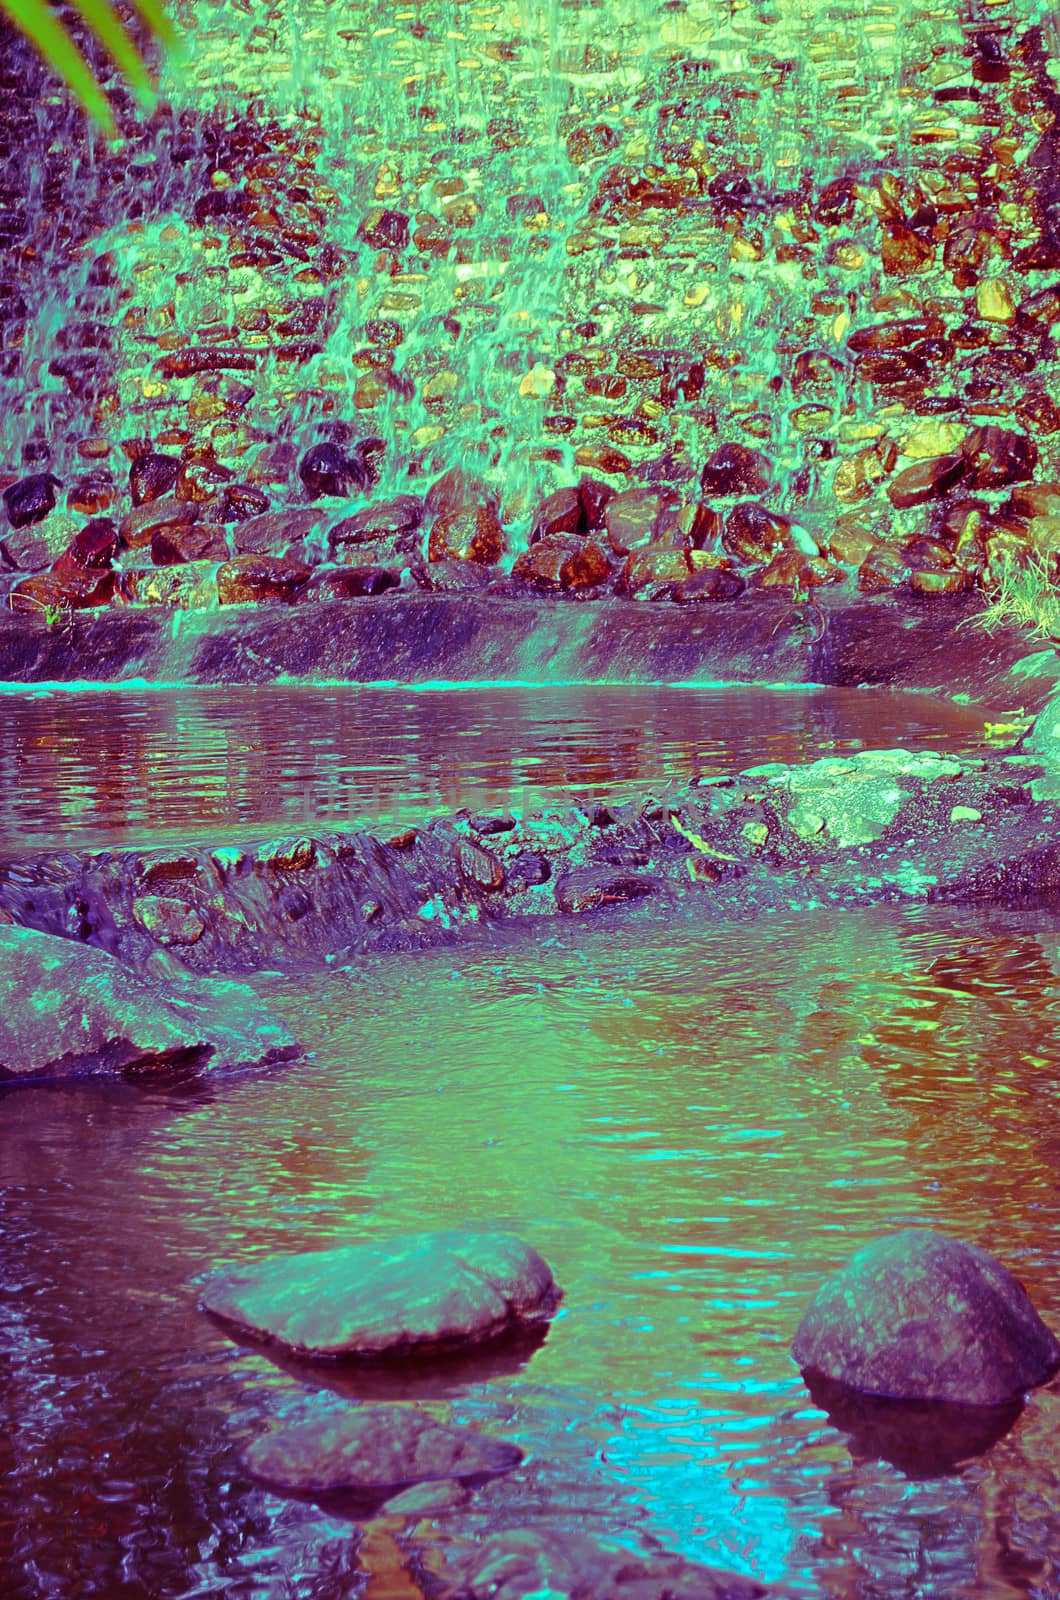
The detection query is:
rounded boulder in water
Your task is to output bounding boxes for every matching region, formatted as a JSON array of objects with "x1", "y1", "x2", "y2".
[
  {"x1": 792, "y1": 1228, "x2": 1060, "y2": 1404},
  {"x1": 199, "y1": 1230, "x2": 561, "y2": 1360}
]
